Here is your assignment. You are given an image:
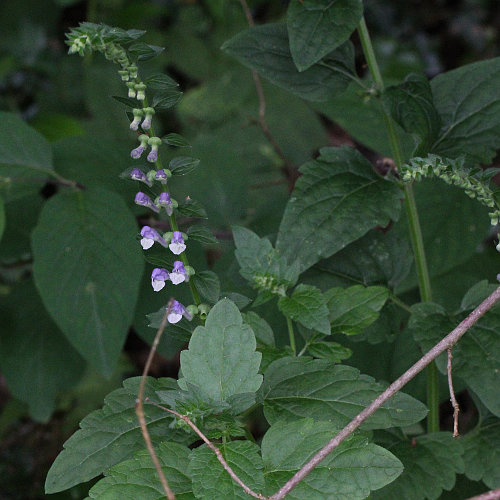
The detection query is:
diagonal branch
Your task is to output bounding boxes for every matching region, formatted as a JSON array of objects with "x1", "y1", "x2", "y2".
[
  {"x1": 467, "y1": 489, "x2": 500, "y2": 500},
  {"x1": 268, "y1": 286, "x2": 500, "y2": 499}
]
